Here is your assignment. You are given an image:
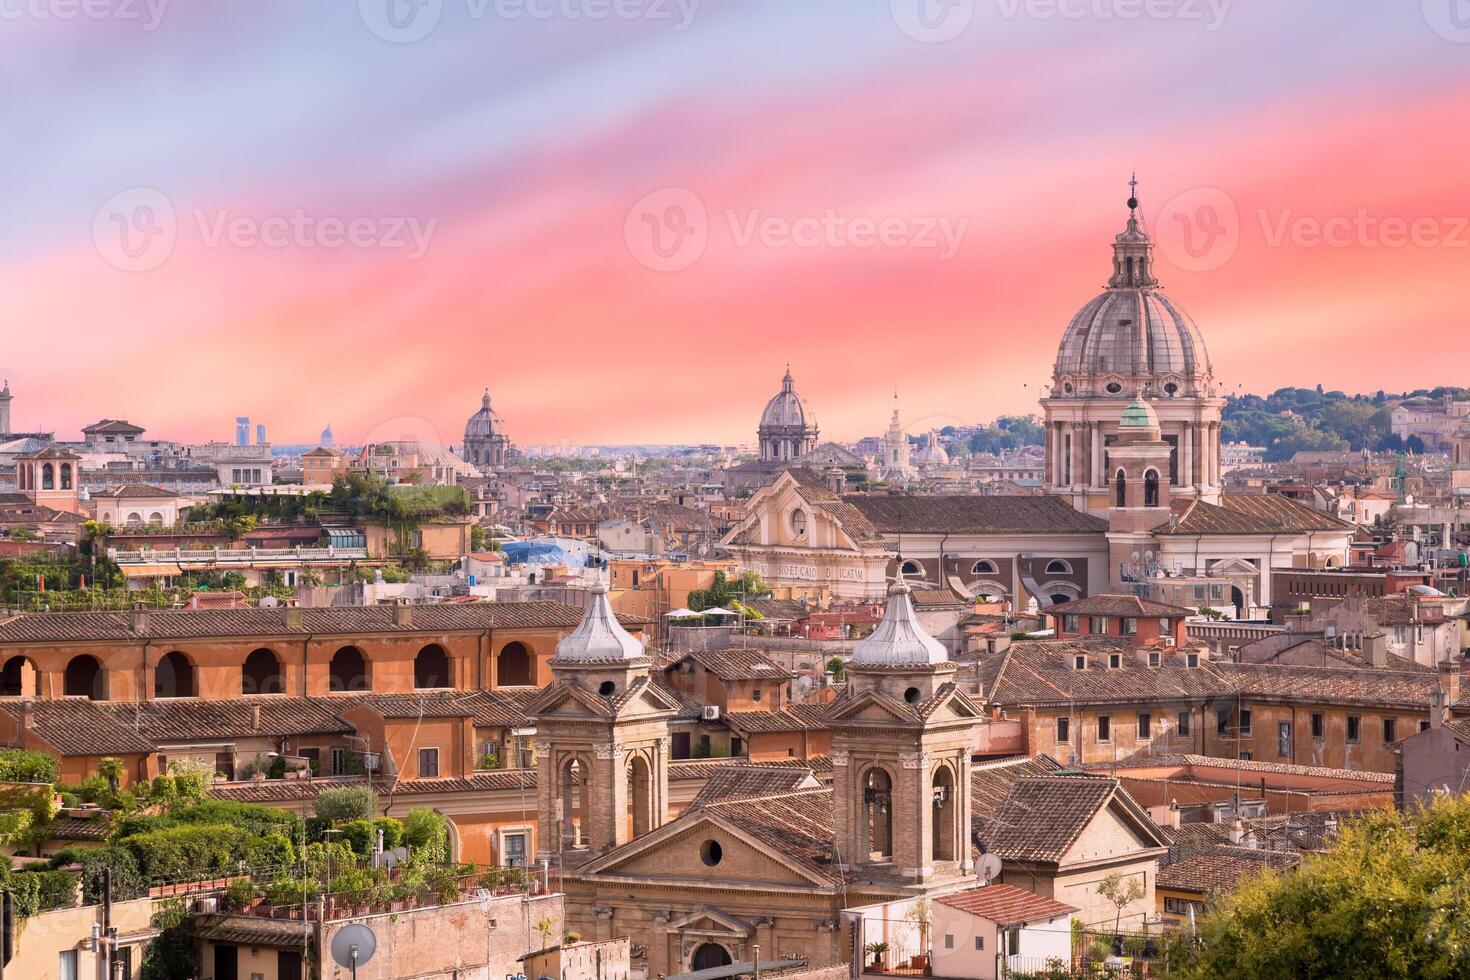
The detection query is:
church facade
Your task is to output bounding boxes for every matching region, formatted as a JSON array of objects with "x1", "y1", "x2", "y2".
[{"x1": 723, "y1": 191, "x2": 1355, "y2": 614}]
